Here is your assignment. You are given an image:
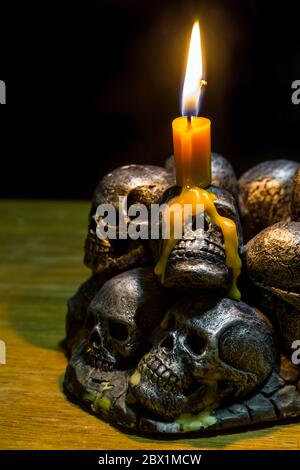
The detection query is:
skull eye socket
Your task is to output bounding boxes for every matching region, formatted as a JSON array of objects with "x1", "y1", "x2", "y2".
[
  {"x1": 186, "y1": 332, "x2": 207, "y2": 356},
  {"x1": 85, "y1": 311, "x2": 96, "y2": 331},
  {"x1": 168, "y1": 315, "x2": 176, "y2": 331},
  {"x1": 214, "y1": 203, "x2": 236, "y2": 220},
  {"x1": 161, "y1": 334, "x2": 174, "y2": 351},
  {"x1": 108, "y1": 320, "x2": 129, "y2": 342}
]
